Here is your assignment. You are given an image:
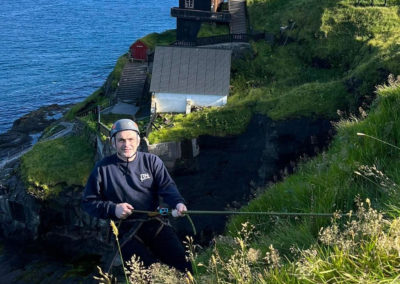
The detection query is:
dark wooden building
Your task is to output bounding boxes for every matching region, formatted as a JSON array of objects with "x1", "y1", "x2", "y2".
[{"x1": 171, "y1": 0, "x2": 231, "y2": 42}]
